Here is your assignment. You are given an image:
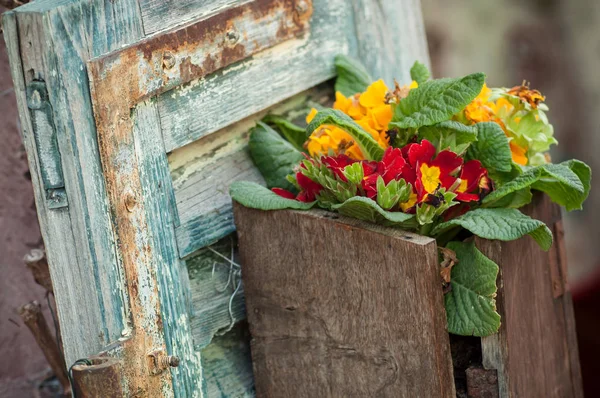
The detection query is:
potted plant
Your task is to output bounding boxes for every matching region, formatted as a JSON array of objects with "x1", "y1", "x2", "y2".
[{"x1": 231, "y1": 55, "x2": 590, "y2": 396}]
